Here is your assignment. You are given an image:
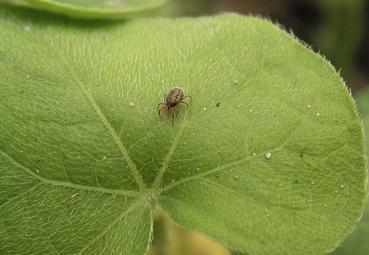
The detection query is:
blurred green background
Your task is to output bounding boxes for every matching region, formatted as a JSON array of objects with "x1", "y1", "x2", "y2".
[{"x1": 151, "y1": 0, "x2": 369, "y2": 254}]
